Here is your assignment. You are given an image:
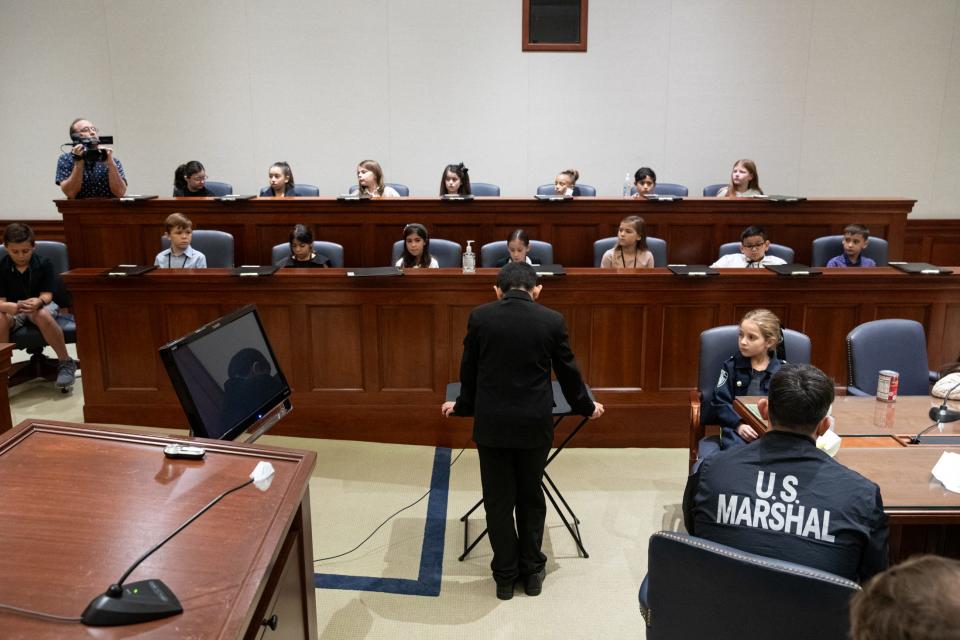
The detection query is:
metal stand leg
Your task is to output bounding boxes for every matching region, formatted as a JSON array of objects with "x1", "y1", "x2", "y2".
[{"x1": 459, "y1": 415, "x2": 592, "y2": 561}]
